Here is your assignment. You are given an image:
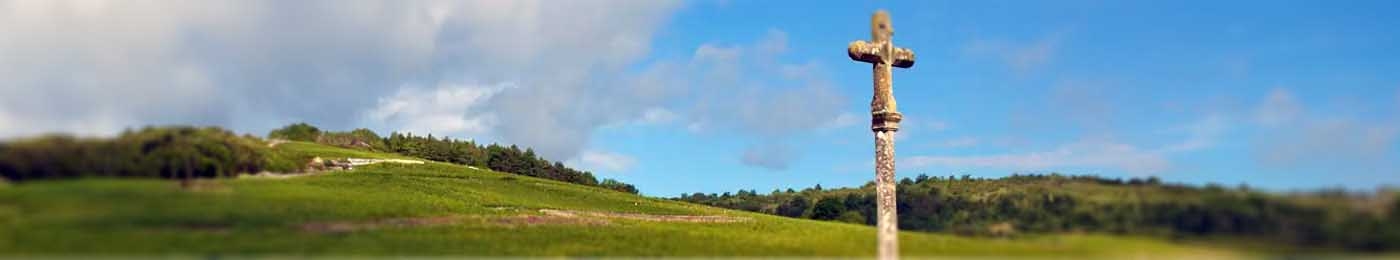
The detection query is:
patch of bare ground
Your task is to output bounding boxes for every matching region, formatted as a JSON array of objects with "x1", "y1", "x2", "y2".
[
  {"x1": 491, "y1": 214, "x2": 610, "y2": 227},
  {"x1": 241, "y1": 171, "x2": 324, "y2": 180},
  {"x1": 539, "y1": 209, "x2": 750, "y2": 223},
  {"x1": 182, "y1": 180, "x2": 231, "y2": 193},
  {"x1": 266, "y1": 138, "x2": 288, "y2": 147},
  {"x1": 241, "y1": 158, "x2": 428, "y2": 181},
  {"x1": 301, "y1": 215, "x2": 464, "y2": 234}
]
